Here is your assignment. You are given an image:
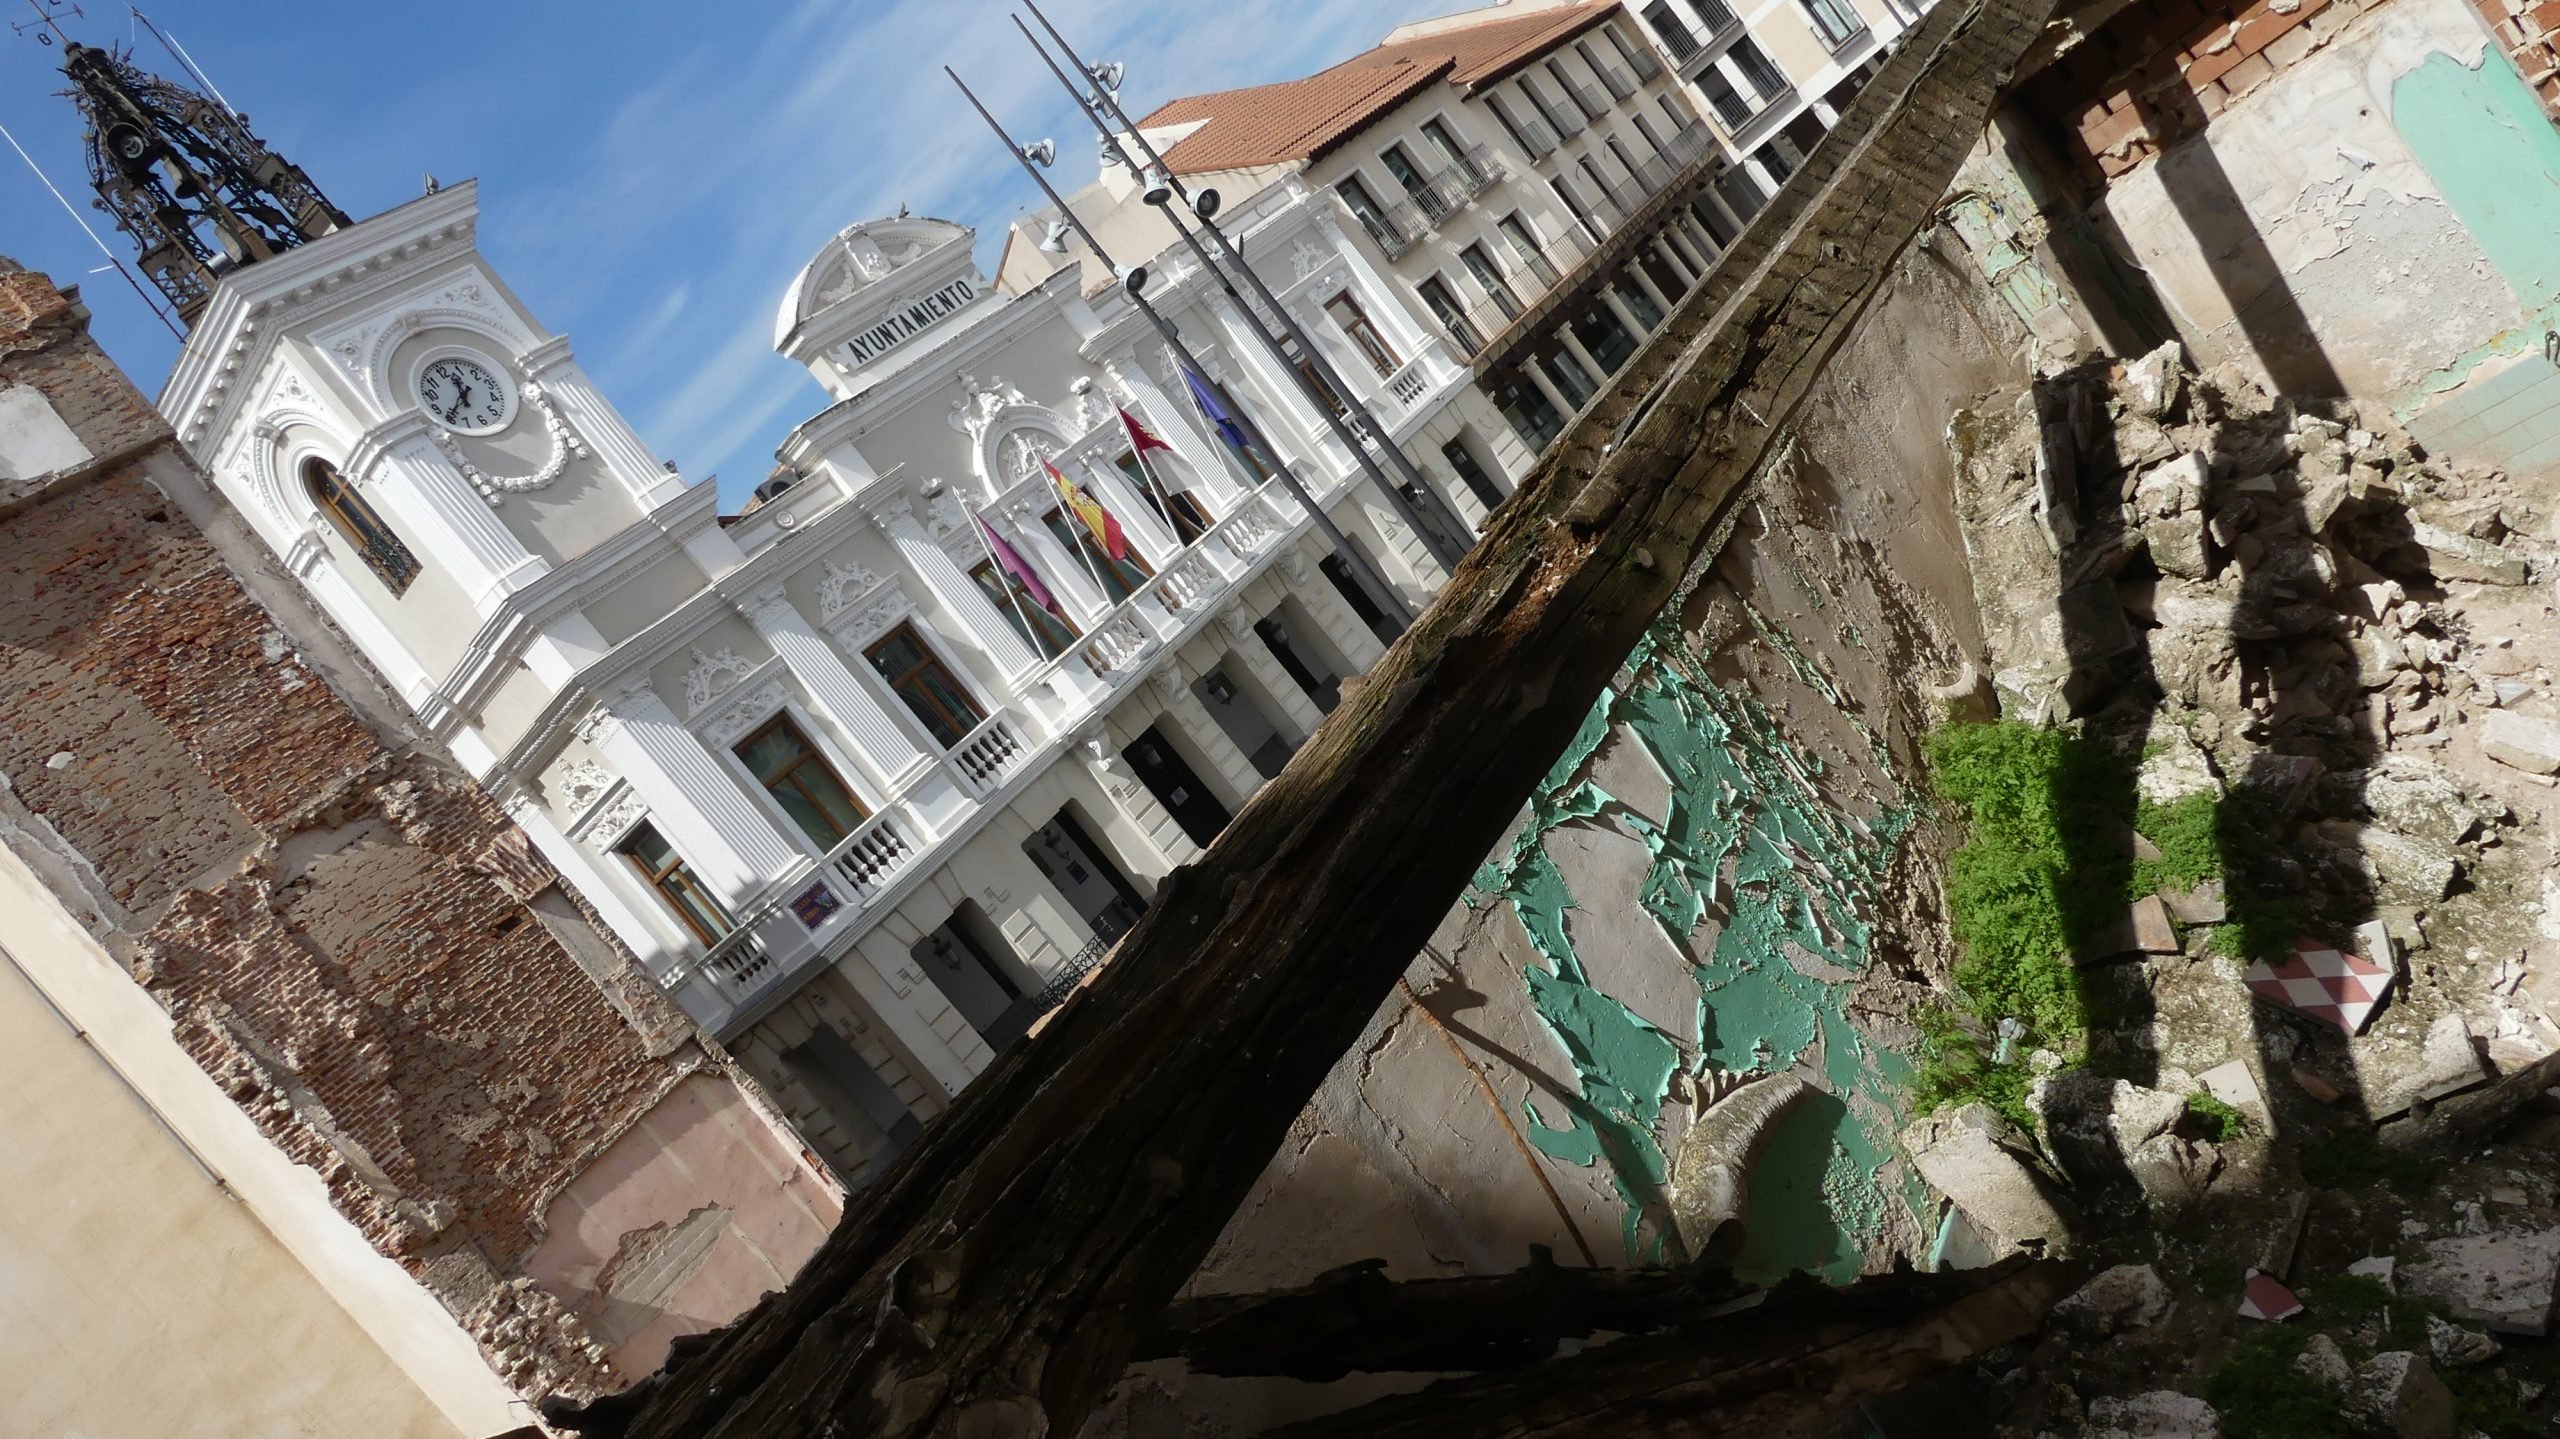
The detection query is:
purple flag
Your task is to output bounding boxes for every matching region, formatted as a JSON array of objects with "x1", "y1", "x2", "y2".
[{"x1": 978, "y1": 517, "x2": 1055, "y2": 611}]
